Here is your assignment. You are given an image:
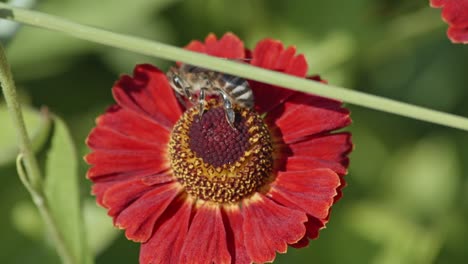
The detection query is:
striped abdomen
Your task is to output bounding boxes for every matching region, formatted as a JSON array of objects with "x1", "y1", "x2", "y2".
[{"x1": 218, "y1": 74, "x2": 254, "y2": 108}]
